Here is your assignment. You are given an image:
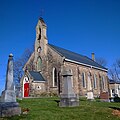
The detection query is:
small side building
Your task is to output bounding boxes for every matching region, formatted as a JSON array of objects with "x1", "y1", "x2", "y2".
[
  {"x1": 21, "y1": 71, "x2": 46, "y2": 97},
  {"x1": 109, "y1": 79, "x2": 120, "y2": 98}
]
